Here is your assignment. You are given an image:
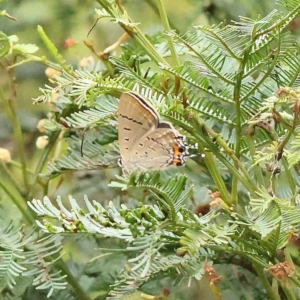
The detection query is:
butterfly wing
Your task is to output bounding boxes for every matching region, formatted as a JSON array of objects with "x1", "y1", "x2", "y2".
[
  {"x1": 128, "y1": 125, "x2": 188, "y2": 171},
  {"x1": 118, "y1": 92, "x2": 159, "y2": 170}
]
